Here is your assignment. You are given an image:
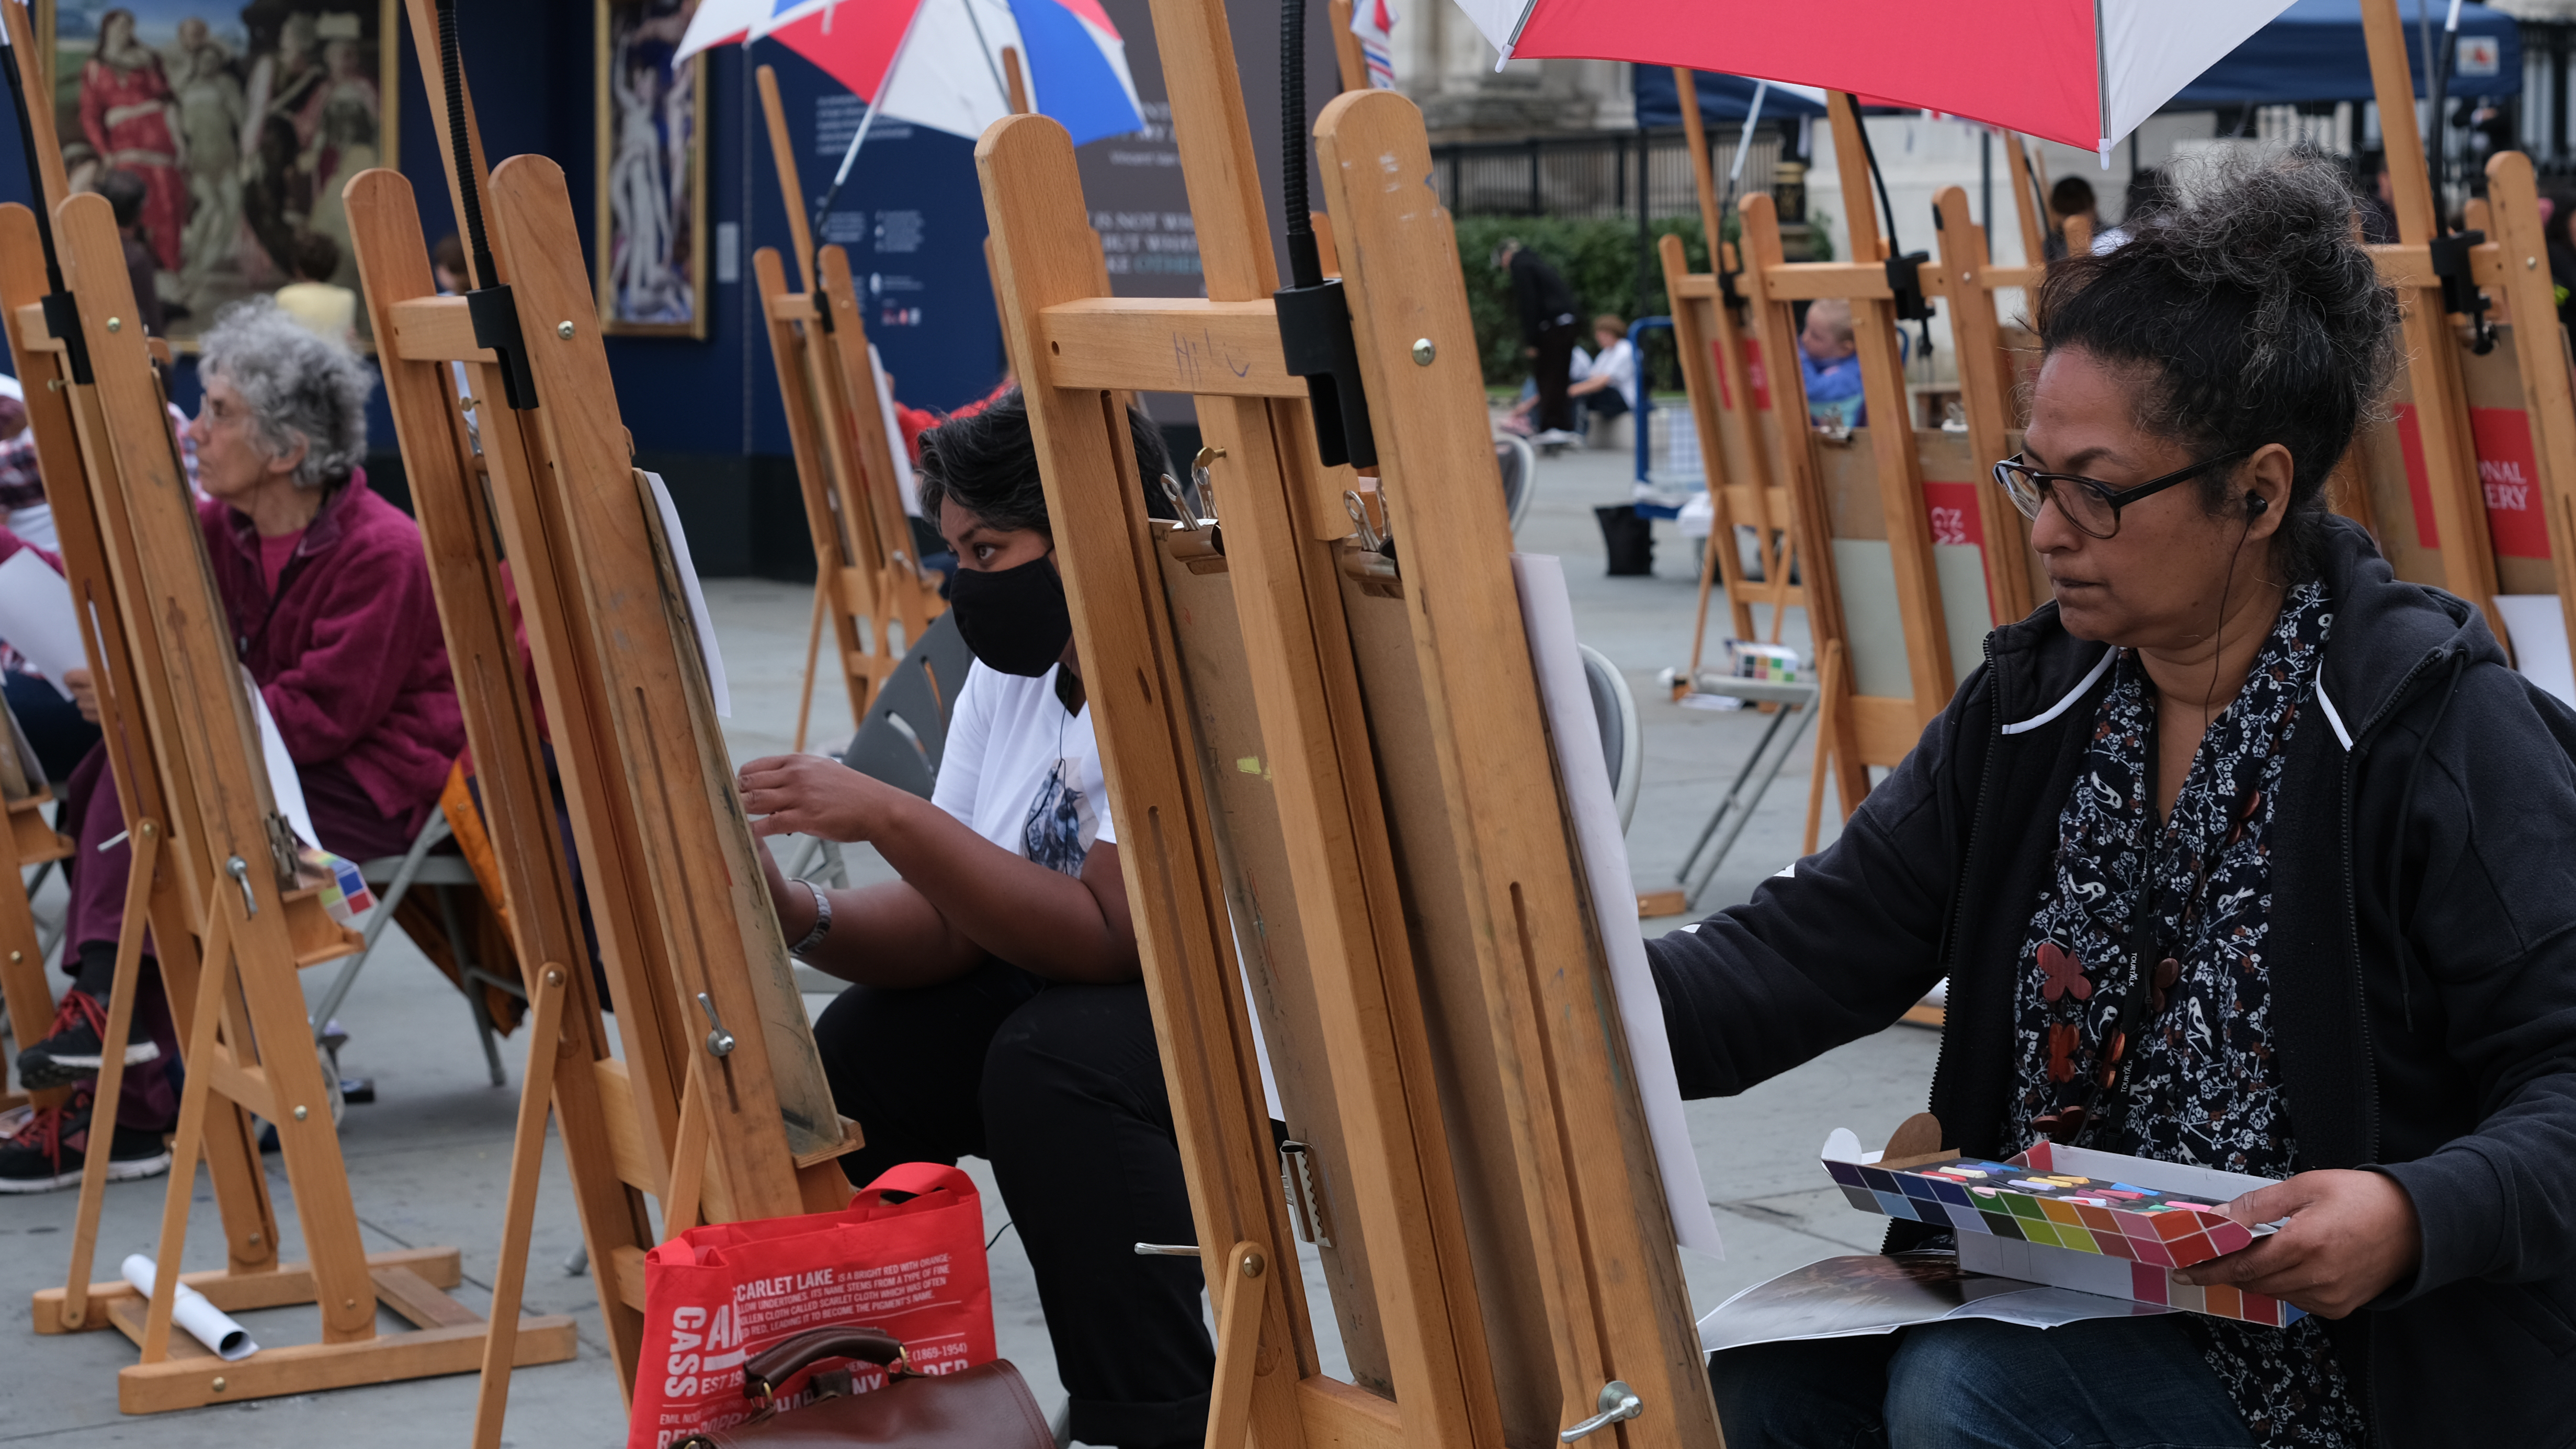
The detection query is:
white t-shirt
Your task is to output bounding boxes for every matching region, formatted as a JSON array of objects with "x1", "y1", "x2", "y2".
[
  {"x1": 1588, "y1": 337, "x2": 1638, "y2": 404},
  {"x1": 930, "y1": 661, "x2": 1116, "y2": 875}
]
